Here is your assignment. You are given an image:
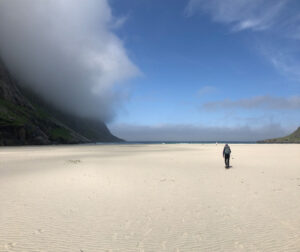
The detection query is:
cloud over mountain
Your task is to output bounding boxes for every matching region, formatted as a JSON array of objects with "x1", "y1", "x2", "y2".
[{"x1": 0, "y1": 0, "x2": 139, "y2": 121}]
